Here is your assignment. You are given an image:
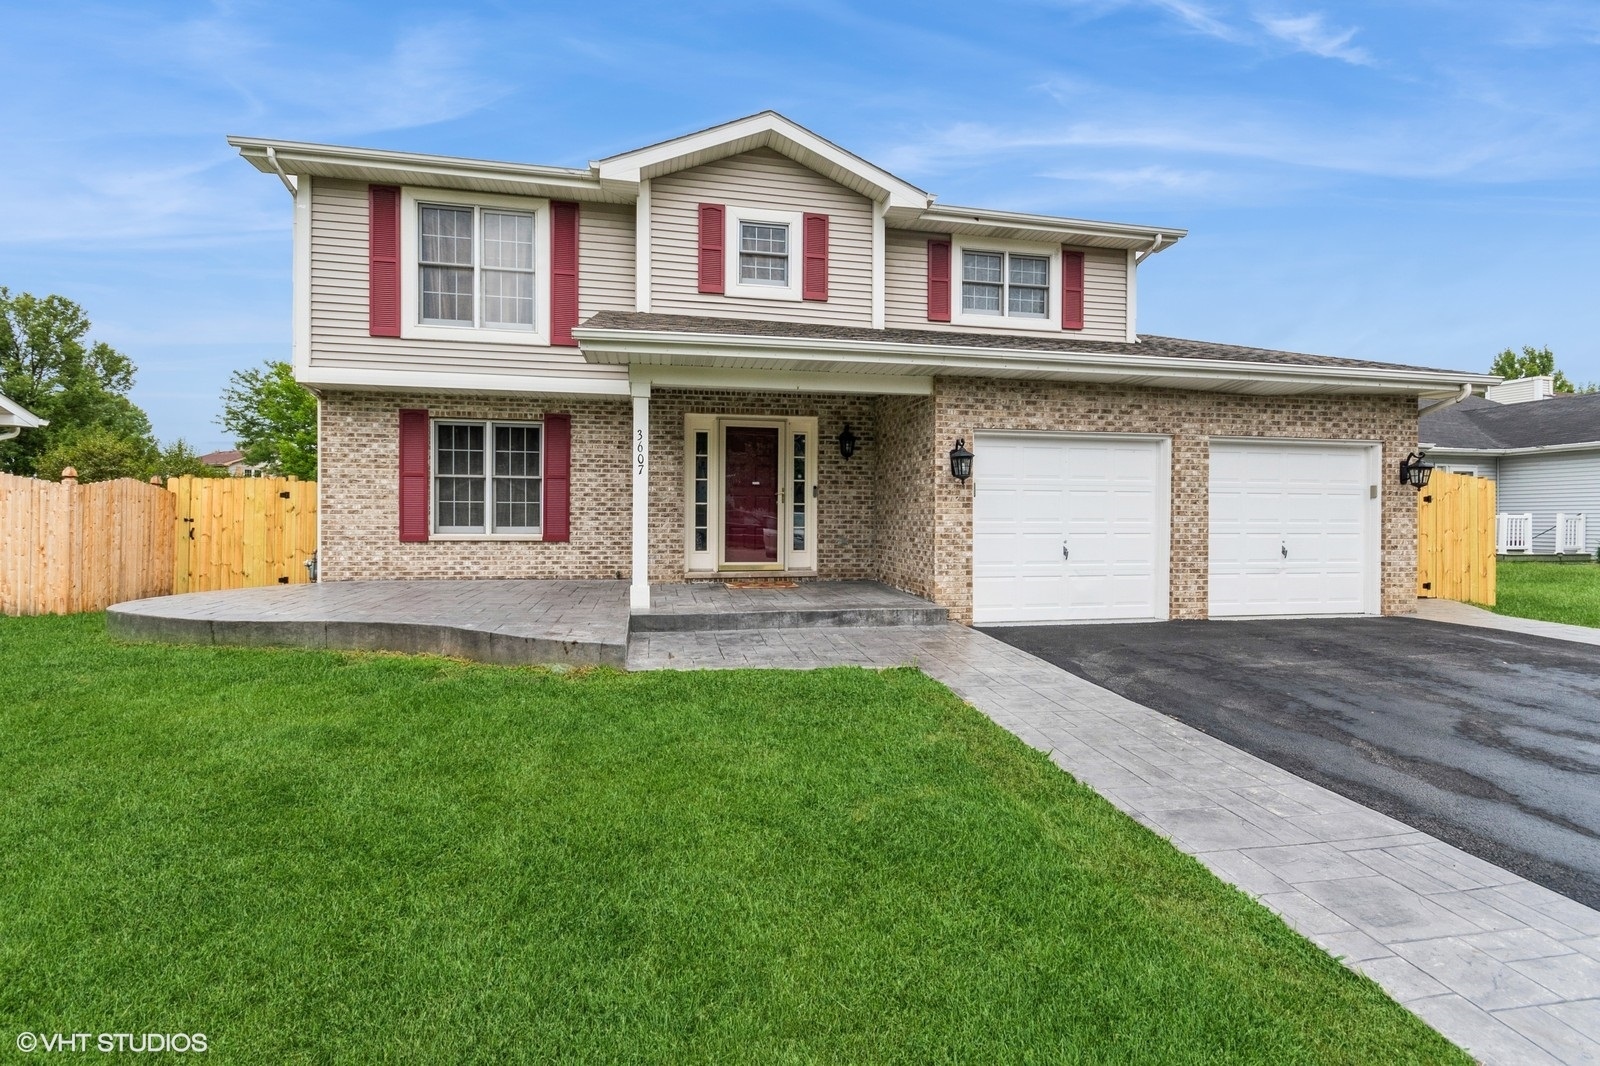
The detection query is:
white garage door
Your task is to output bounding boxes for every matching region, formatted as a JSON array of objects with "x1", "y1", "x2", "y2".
[
  {"x1": 1209, "y1": 441, "x2": 1375, "y2": 617},
  {"x1": 974, "y1": 434, "x2": 1166, "y2": 625}
]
